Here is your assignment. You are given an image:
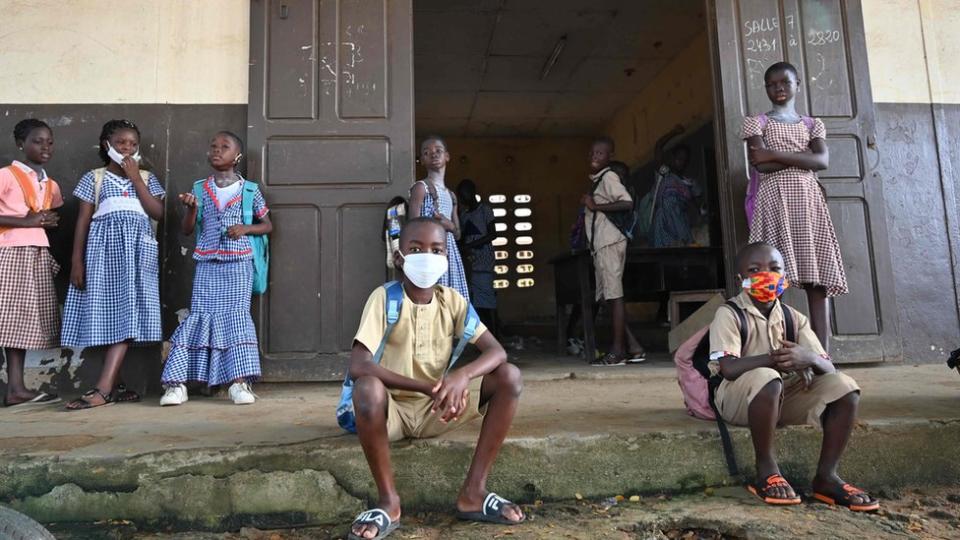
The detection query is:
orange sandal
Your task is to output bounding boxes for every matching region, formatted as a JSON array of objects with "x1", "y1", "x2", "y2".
[
  {"x1": 812, "y1": 483, "x2": 880, "y2": 512},
  {"x1": 747, "y1": 474, "x2": 802, "y2": 505}
]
